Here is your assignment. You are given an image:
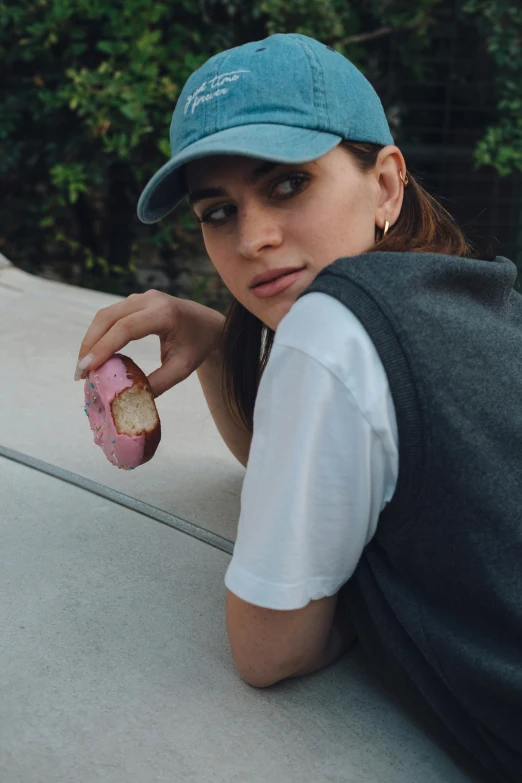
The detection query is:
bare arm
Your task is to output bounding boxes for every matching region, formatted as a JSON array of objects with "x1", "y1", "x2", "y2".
[
  {"x1": 197, "y1": 348, "x2": 252, "y2": 468},
  {"x1": 287, "y1": 600, "x2": 356, "y2": 679}
]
